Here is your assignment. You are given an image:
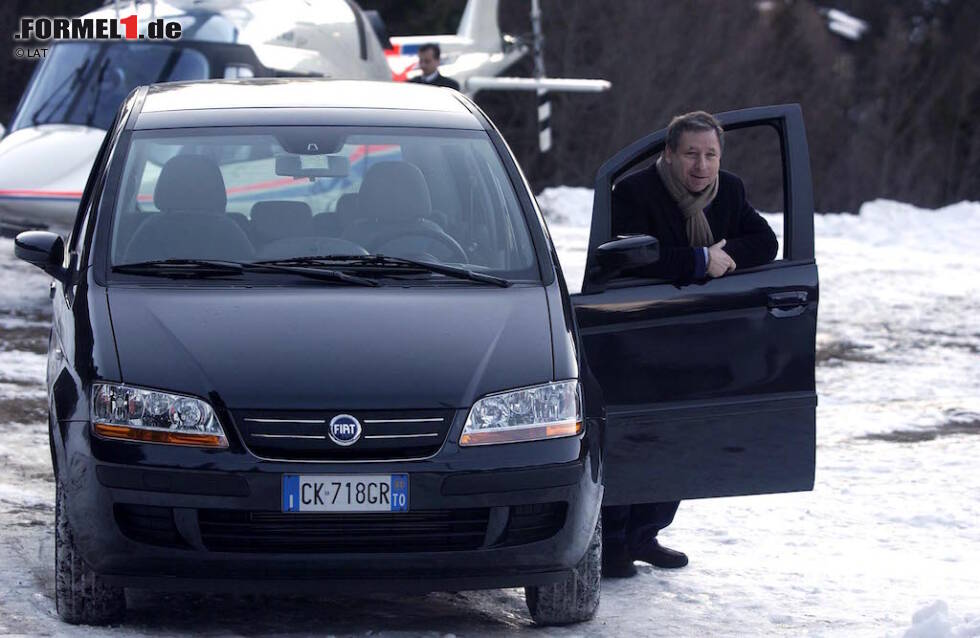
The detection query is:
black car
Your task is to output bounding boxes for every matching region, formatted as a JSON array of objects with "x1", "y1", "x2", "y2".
[{"x1": 15, "y1": 79, "x2": 818, "y2": 626}]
